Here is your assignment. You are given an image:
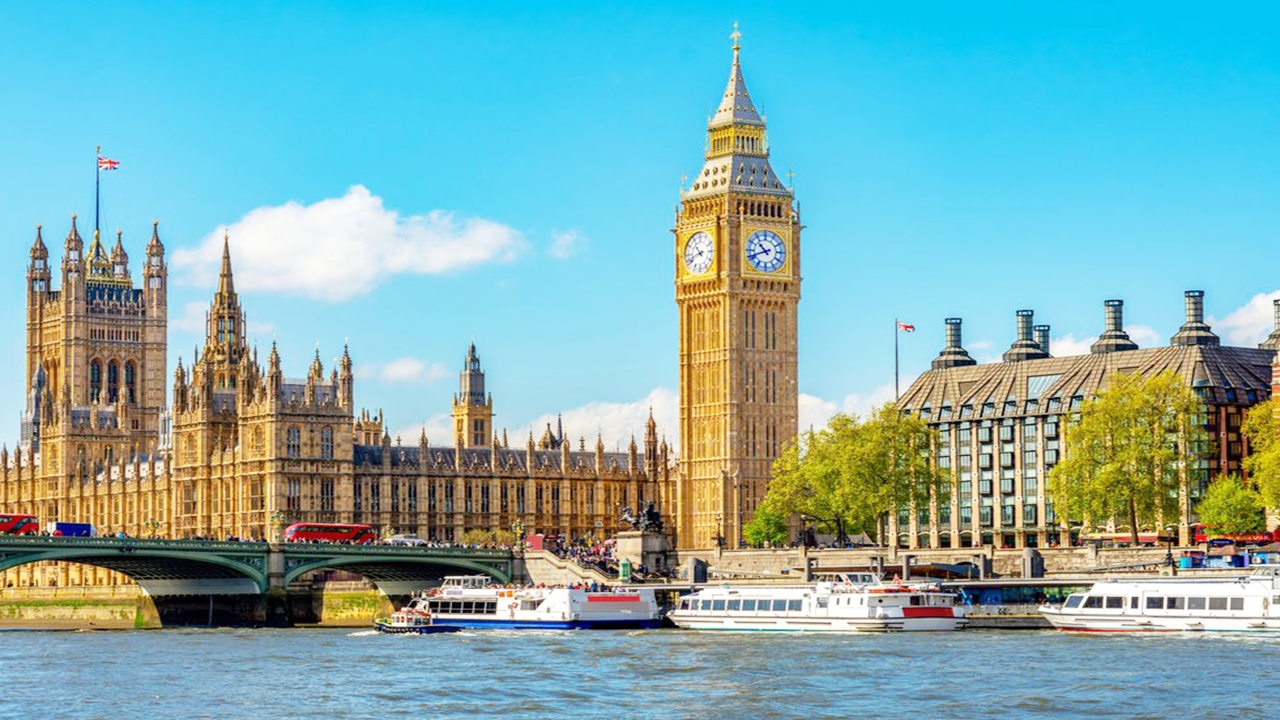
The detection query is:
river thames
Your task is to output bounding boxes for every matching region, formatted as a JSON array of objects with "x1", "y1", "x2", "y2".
[{"x1": 1, "y1": 629, "x2": 1275, "y2": 719}]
